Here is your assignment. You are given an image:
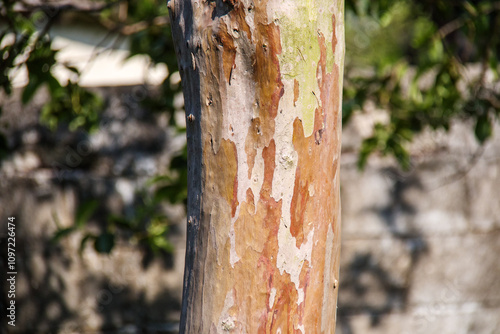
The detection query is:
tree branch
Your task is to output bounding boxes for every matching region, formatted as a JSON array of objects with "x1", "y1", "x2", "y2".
[
  {"x1": 99, "y1": 15, "x2": 170, "y2": 36},
  {"x1": 437, "y1": 2, "x2": 500, "y2": 39},
  {"x1": 12, "y1": 0, "x2": 125, "y2": 13},
  {"x1": 432, "y1": 145, "x2": 485, "y2": 190}
]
